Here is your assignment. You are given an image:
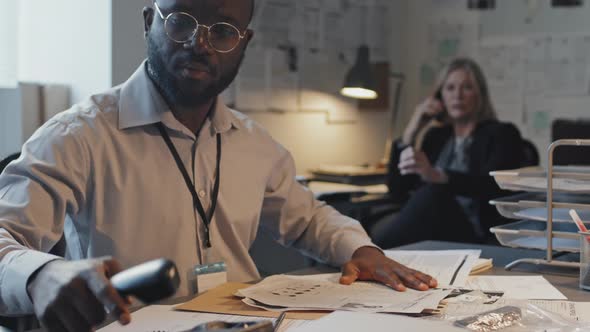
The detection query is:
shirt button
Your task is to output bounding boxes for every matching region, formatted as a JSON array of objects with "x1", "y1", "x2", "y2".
[{"x1": 199, "y1": 190, "x2": 206, "y2": 198}]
